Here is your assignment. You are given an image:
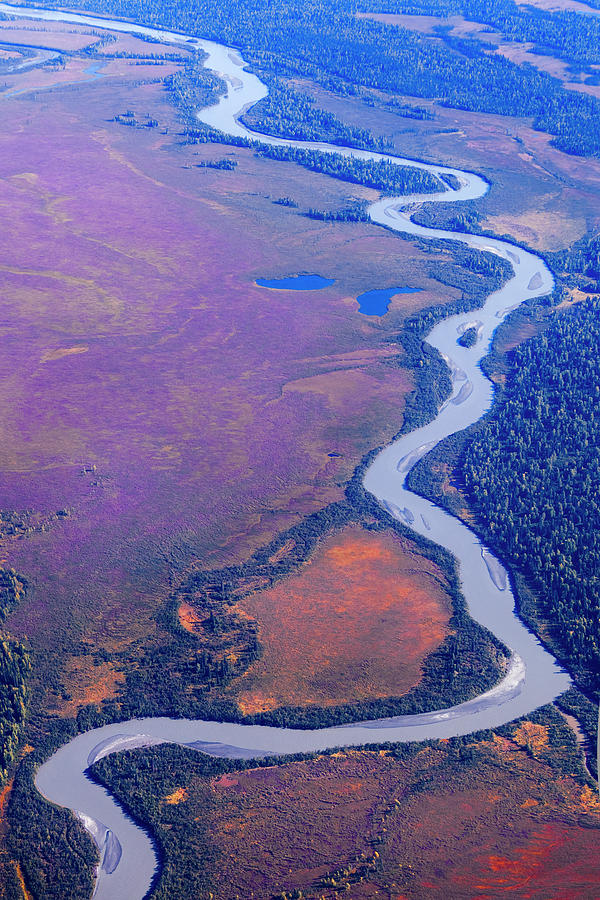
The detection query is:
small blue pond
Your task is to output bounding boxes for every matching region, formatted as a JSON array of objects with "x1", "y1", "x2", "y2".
[
  {"x1": 357, "y1": 286, "x2": 421, "y2": 316},
  {"x1": 256, "y1": 274, "x2": 335, "y2": 290}
]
